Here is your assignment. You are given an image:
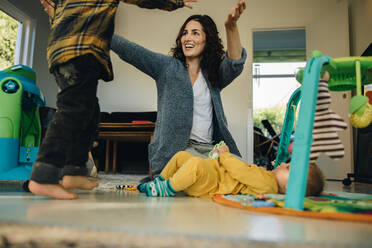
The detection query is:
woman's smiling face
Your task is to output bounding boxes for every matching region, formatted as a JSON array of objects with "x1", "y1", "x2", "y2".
[{"x1": 181, "y1": 20, "x2": 206, "y2": 60}]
